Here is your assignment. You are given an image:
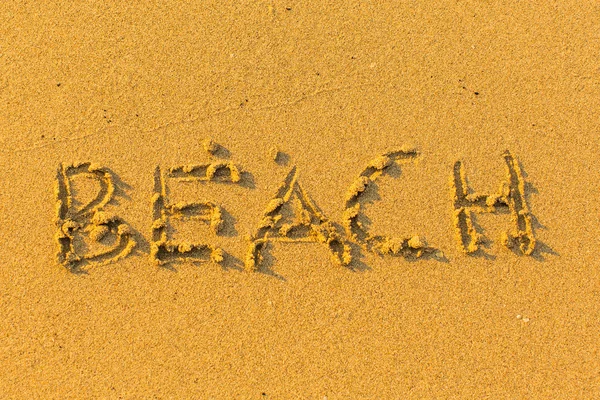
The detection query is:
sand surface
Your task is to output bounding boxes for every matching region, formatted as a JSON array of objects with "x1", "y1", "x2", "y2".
[{"x1": 1, "y1": 1, "x2": 599, "y2": 398}]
